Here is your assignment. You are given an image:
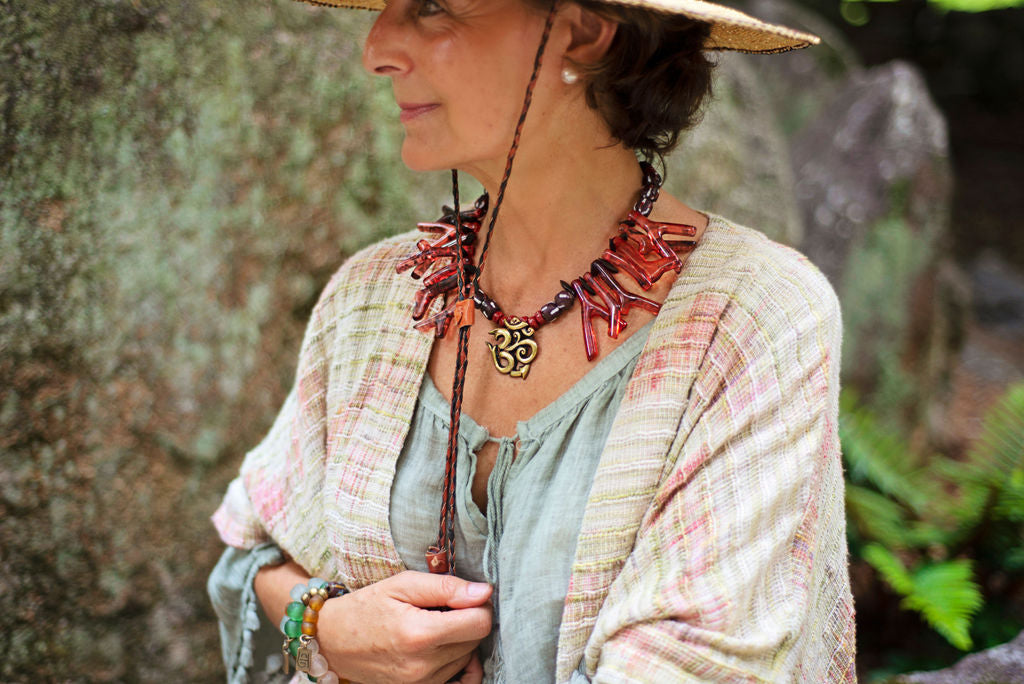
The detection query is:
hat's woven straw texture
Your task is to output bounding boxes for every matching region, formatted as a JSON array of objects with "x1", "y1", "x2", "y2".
[{"x1": 292, "y1": 0, "x2": 820, "y2": 53}]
